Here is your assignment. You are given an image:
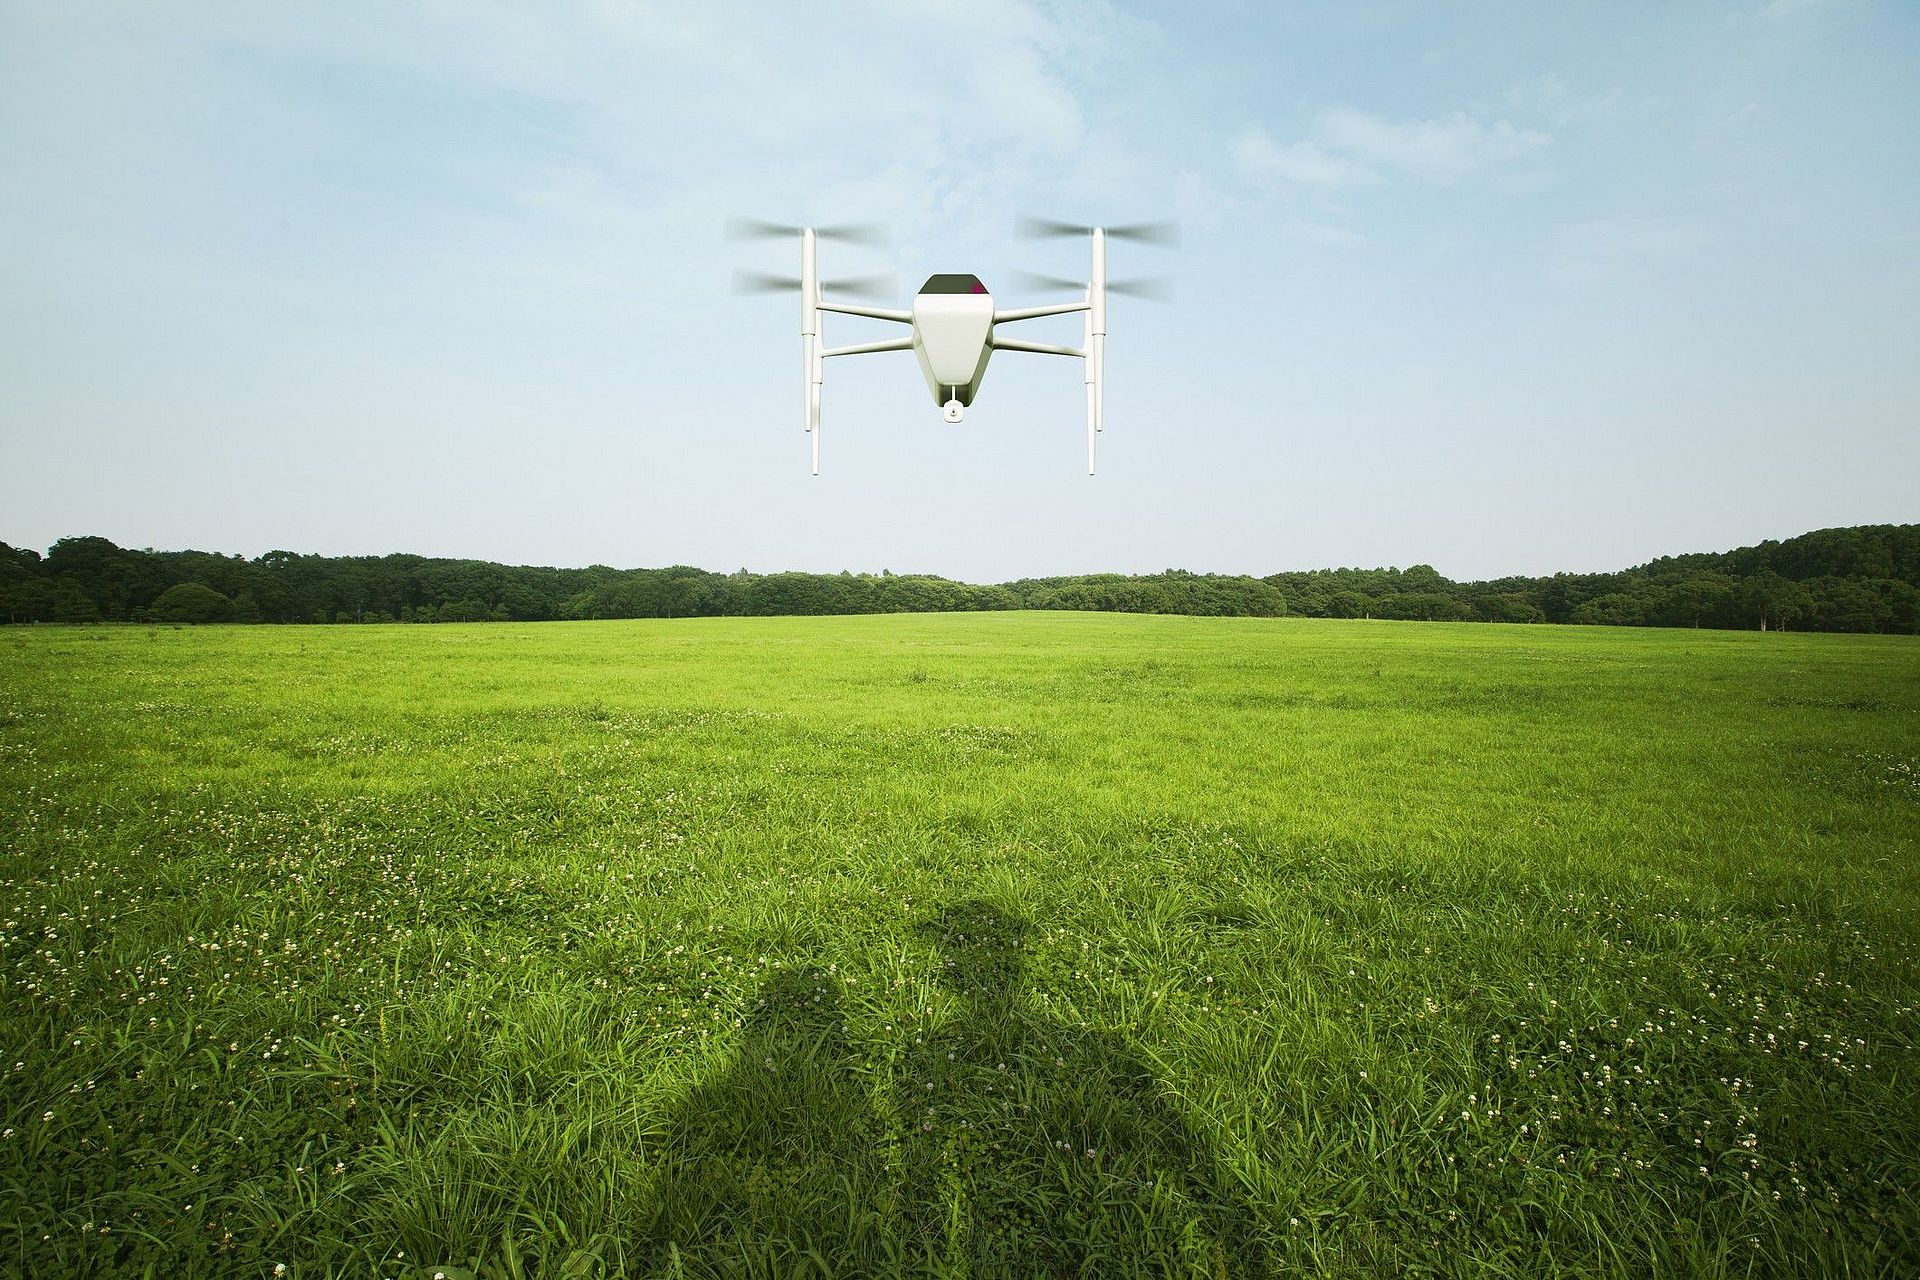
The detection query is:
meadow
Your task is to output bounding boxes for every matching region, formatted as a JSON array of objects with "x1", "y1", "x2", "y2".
[{"x1": 1, "y1": 613, "x2": 1915, "y2": 1278}]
